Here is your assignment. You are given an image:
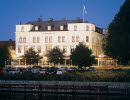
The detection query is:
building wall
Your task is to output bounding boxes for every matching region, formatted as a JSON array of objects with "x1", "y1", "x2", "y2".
[{"x1": 15, "y1": 23, "x2": 105, "y2": 58}]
